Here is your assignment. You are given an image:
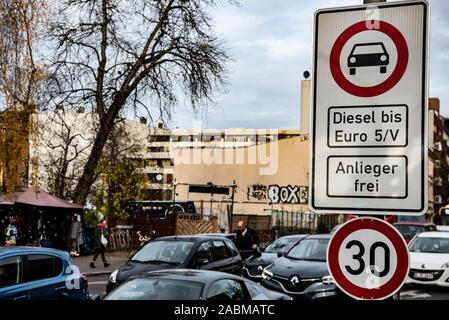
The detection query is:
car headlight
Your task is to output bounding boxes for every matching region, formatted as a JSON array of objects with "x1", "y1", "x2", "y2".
[
  {"x1": 257, "y1": 265, "x2": 264, "y2": 275},
  {"x1": 380, "y1": 54, "x2": 387, "y2": 62},
  {"x1": 441, "y1": 262, "x2": 449, "y2": 269},
  {"x1": 349, "y1": 57, "x2": 356, "y2": 63},
  {"x1": 321, "y1": 275, "x2": 334, "y2": 285},
  {"x1": 110, "y1": 269, "x2": 119, "y2": 283},
  {"x1": 262, "y1": 267, "x2": 273, "y2": 280}
]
